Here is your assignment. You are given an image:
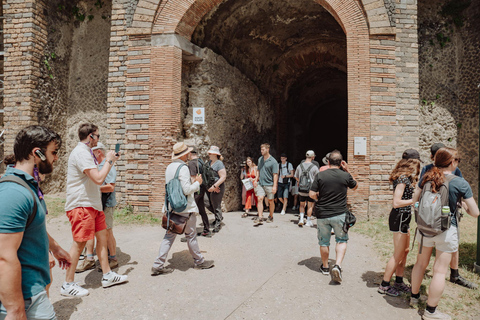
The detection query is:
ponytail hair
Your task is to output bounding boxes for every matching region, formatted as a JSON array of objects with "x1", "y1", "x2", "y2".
[
  {"x1": 421, "y1": 147, "x2": 458, "y2": 192},
  {"x1": 3, "y1": 154, "x2": 16, "y2": 166}
]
